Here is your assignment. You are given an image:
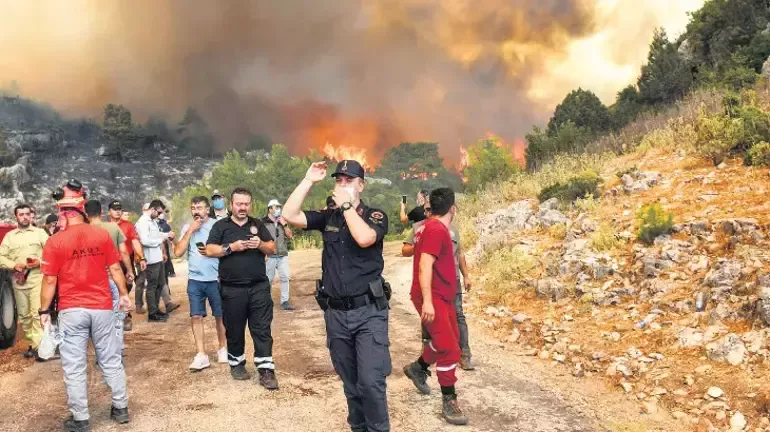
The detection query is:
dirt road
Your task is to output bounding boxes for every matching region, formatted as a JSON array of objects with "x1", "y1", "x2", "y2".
[{"x1": 0, "y1": 244, "x2": 682, "y2": 431}]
